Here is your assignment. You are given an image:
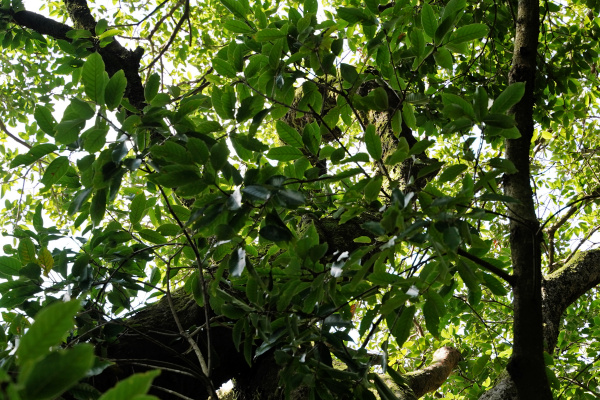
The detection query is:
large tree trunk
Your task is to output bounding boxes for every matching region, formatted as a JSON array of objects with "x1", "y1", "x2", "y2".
[{"x1": 502, "y1": 0, "x2": 553, "y2": 397}]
